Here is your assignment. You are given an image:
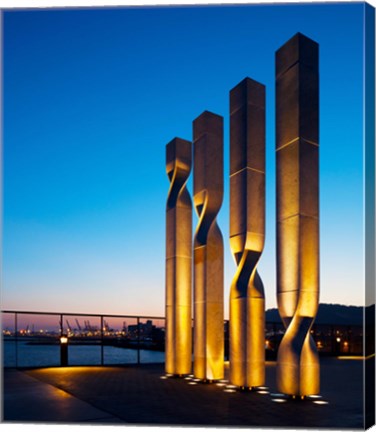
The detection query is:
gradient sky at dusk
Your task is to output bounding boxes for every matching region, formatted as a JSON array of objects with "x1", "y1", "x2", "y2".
[{"x1": 2, "y1": 2, "x2": 367, "y2": 318}]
